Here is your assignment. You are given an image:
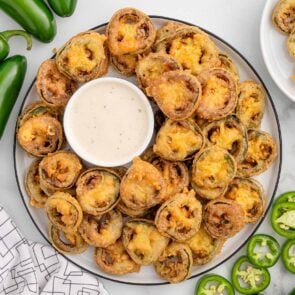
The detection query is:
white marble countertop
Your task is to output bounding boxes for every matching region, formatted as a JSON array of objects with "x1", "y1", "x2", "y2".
[{"x1": 0, "y1": 0, "x2": 294, "y2": 294}]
